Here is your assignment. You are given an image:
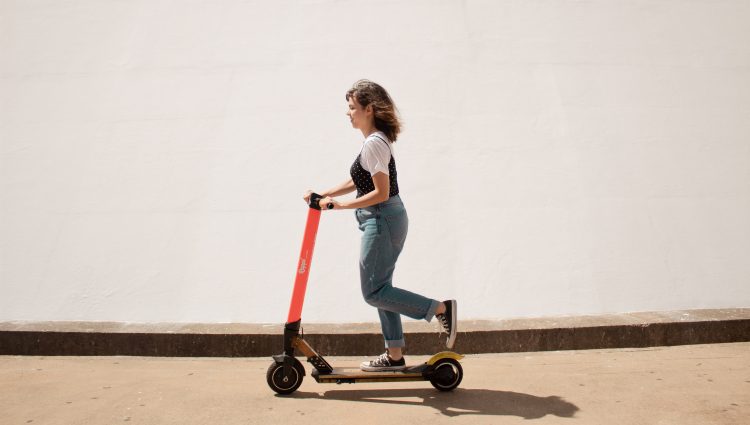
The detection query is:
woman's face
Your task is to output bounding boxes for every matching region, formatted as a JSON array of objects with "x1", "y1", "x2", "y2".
[{"x1": 346, "y1": 95, "x2": 372, "y2": 130}]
